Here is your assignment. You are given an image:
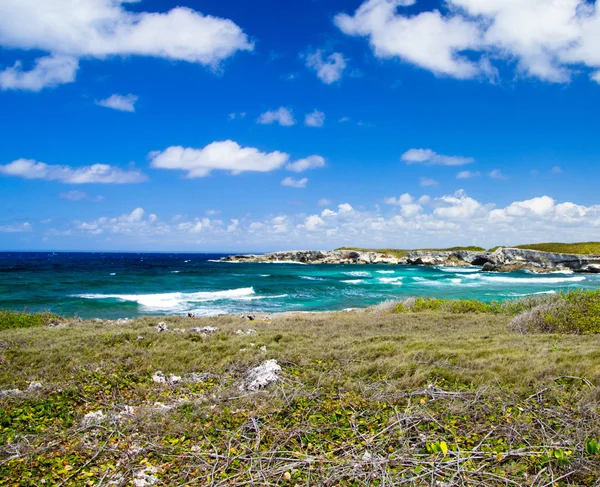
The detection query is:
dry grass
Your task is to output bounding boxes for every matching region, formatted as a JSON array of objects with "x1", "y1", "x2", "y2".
[{"x1": 1, "y1": 310, "x2": 600, "y2": 485}]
